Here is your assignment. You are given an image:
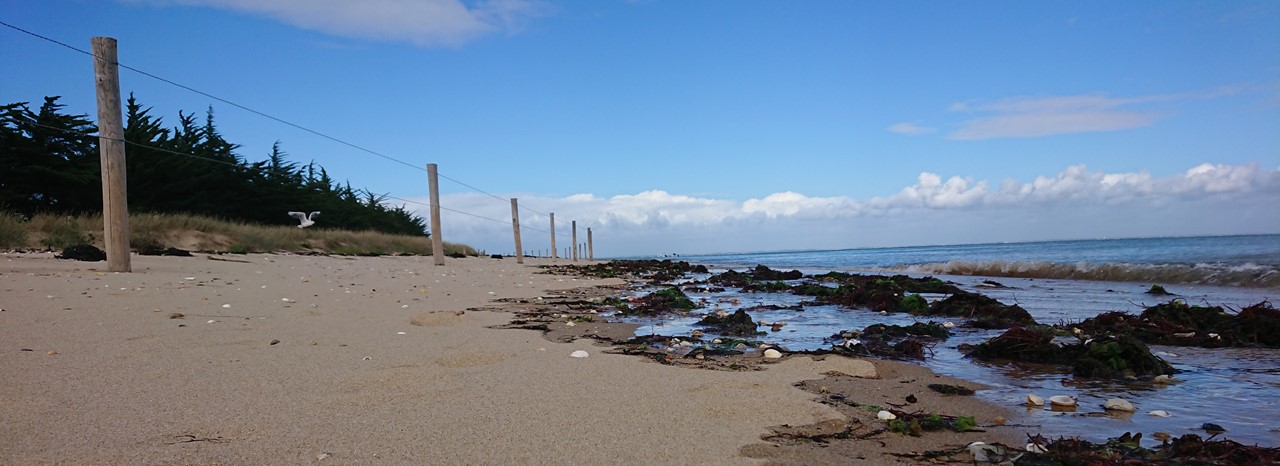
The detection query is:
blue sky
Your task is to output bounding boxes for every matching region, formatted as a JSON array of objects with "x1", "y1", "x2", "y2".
[{"x1": 3, "y1": 0, "x2": 1278, "y2": 257}]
